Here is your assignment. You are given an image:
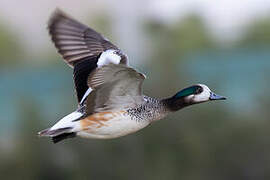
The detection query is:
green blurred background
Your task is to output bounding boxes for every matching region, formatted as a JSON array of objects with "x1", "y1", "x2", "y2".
[{"x1": 1, "y1": 0, "x2": 270, "y2": 179}]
